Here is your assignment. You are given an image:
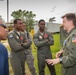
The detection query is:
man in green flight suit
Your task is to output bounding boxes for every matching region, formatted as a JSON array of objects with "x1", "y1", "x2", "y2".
[
  {"x1": 7, "y1": 19, "x2": 30, "y2": 75},
  {"x1": 21, "y1": 22, "x2": 37, "y2": 75},
  {"x1": 33, "y1": 19, "x2": 56, "y2": 75},
  {"x1": 46, "y1": 13, "x2": 76, "y2": 75}
]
